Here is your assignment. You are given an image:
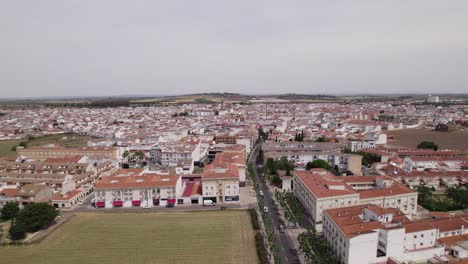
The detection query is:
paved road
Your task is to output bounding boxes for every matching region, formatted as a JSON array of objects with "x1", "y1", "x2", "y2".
[{"x1": 250, "y1": 143, "x2": 300, "y2": 264}]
